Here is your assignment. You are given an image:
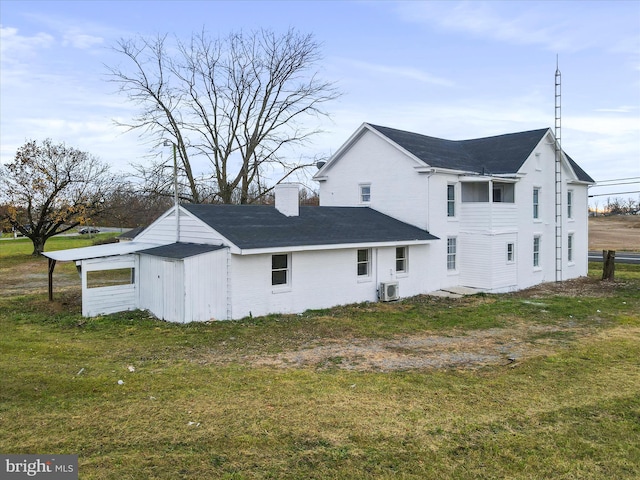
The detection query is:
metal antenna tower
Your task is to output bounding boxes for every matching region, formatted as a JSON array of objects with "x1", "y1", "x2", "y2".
[{"x1": 554, "y1": 57, "x2": 563, "y2": 282}]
